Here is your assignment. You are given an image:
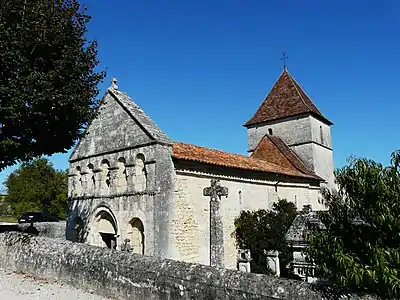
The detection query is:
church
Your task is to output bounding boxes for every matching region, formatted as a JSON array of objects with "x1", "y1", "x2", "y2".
[{"x1": 66, "y1": 67, "x2": 334, "y2": 270}]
